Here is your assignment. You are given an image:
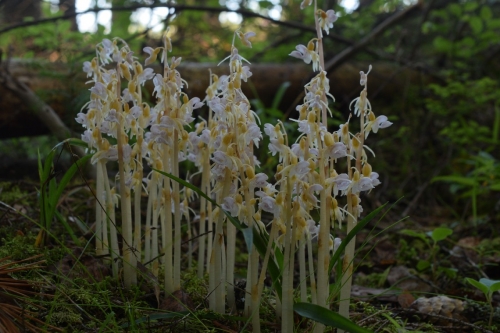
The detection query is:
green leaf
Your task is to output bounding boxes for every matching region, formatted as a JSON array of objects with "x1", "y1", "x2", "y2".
[
  {"x1": 448, "y1": 4, "x2": 462, "y2": 17},
  {"x1": 433, "y1": 36, "x2": 452, "y2": 53},
  {"x1": 417, "y1": 260, "x2": 431, "y2": 271},
  {"x1": 469, "y1": 17, "x2": 483, "y2": 34},
  {"x1": 489, "y1": 183, "x2": 500, "y2": 191},
  {"x1": 271, "y1": 81, "x2": 291, "y2": 110},
  {"x1": 121, "y1": 312, "x2": 187, "y2": 327},
  {"x1": 432, "y1": 175, "x2": 477, "y2": 186},
  {"x1": 466, "y1": 277, "x2": 489, "y2": 295},
  {"x1": 480, "y1": 6, "x2": 492, "y2": 20},
  {"x1": 479, "y1": 278, "x2": 500, "y2": 293},
  {"x1": 430, "y1": 227, "x2": 453, "y2": 242},
  {"x1": 399, "y1": 229, "x2": 428, "y2": 244},
  {"x1": 241, "y1": 227, "x2": 253, "y2": 254},
  {"x1": 464, "y1": 2, "x2": 478, "y2": 12},
  {"x1": 294, "y1": 303, "x2": 373, "y2": 333}
]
